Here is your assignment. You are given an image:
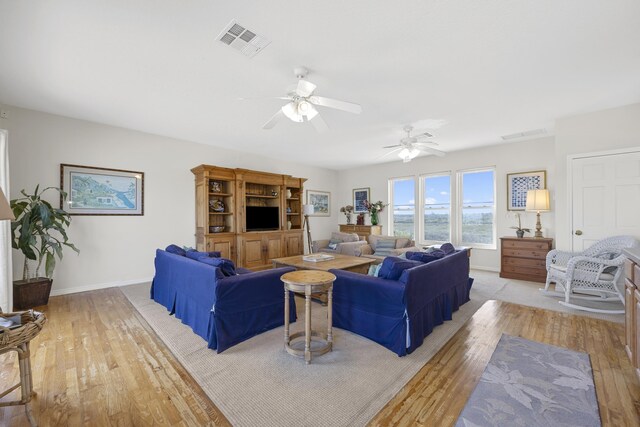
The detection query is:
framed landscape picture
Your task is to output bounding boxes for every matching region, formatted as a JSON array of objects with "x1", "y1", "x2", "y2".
[
  {"x1": 353, "y1": 187, "x2": 370, "y2": 213},
  {"x1": 306, "y1": 189, "x2": 330, "y2": 216},
  {"x1": 507, "y1": 170, "x2": 546, "y2": 211},
  {"x1": 60, "y1": 164, "x2": 144, "y2": 215}
]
